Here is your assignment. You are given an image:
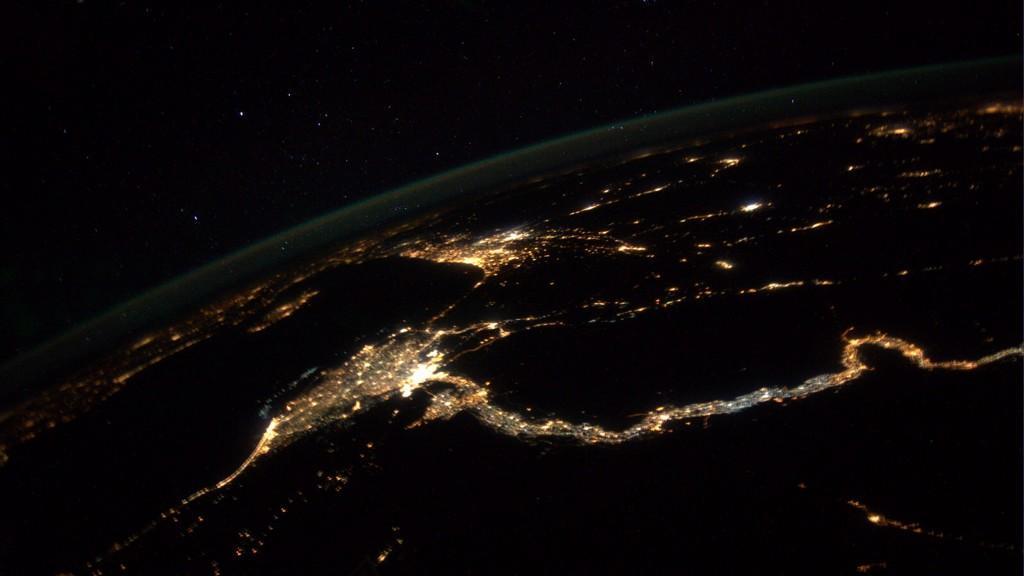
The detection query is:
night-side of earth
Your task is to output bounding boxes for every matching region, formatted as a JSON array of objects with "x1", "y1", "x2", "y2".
[{"x1": 1, "y1": 62, "x2": 1022, "y2": 575}]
